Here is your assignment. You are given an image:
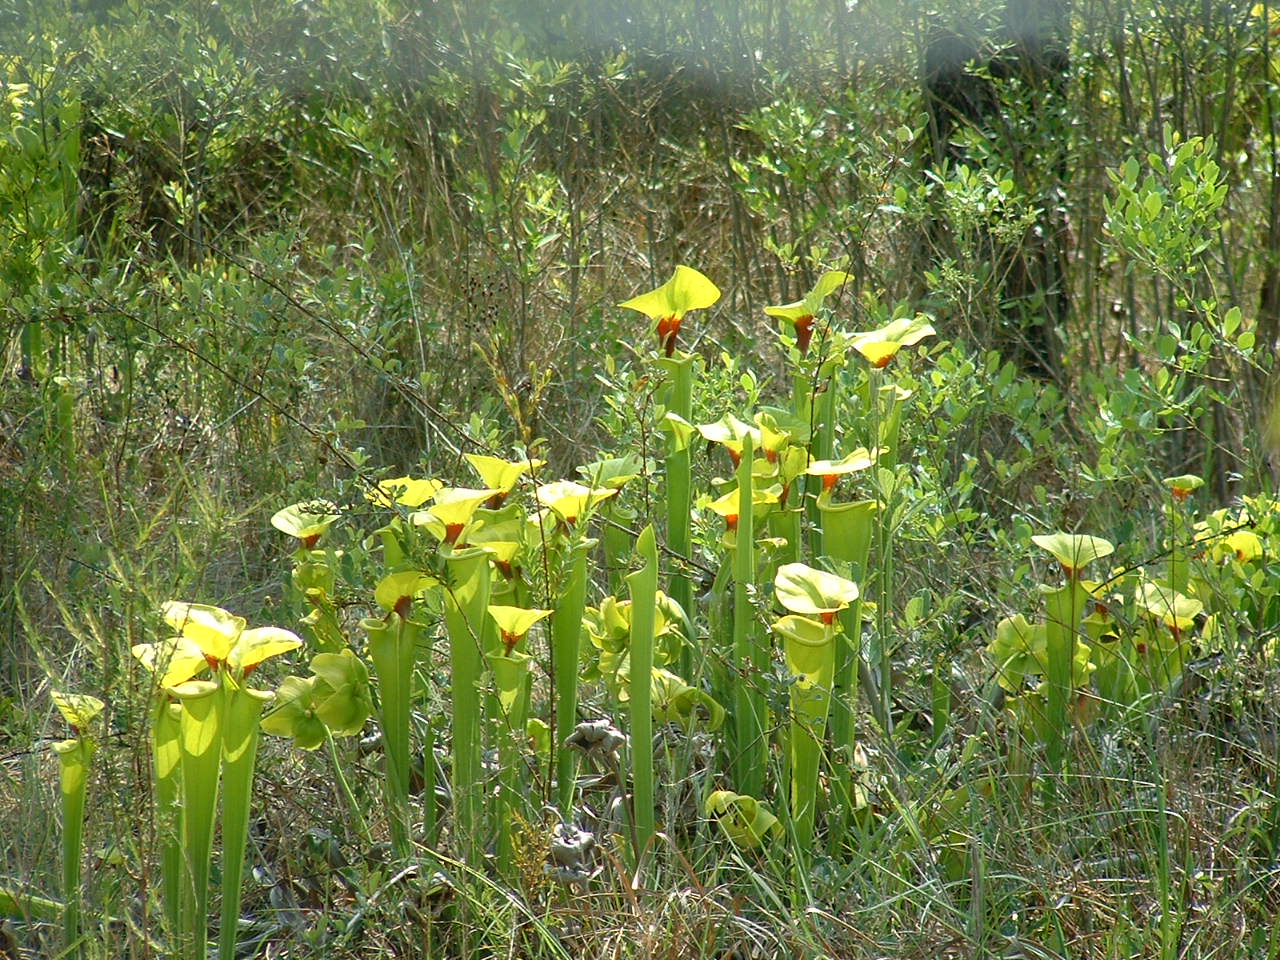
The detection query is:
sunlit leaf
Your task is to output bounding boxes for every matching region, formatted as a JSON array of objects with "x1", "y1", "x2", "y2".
[
  {"x1": 1163, "y1": 474, "x2": 1203, "y2": 496},
  {"x1": 1134, "y1": 581, "x2": 1203, "y2": 631},
  {"x1": 132, "y1": 636, "x2": 209, "y2": 688},
  {"x1": 51, "y1": 691, "x2": 105, "y2": 731},
  {"x1": 706, "y1": 485, "x2": 779, "y2": 519},
  {"x1": 535, "y1": 479, "x2": 616, "y2": 522},
  {"x1": 465, "y1": 455, "x2": 543, "y2": 494},
  {"x1": 697, "y1": 414, "x2": 759, "y2": 452},
  {"x1": 366, "y1": 476, "x2": 443, "y2": 508},
  {"x1": 1214, "y1": 530, "x2": 1262, "y2": 563},
  {"x1": 764, "y1": 270, "x2": 851, "y2": 321},
  {"x1": 577, "y1": 453, "x2": 646, "y2": 490},
  {"x1": 651, "y1": 668, "x2": 725, "y2": 731},
  {"x1": 425, "y1": 487, "x2": 501, "y2": 525},
  {"x1": 271, "y1": 501, "x2": 340, "y2": 542},
  {"x1": 987, "y1": 613, "x2": 1047, "y2": 692},
  {"x1": 774, "y1": 563, "x2": 859, "y2": 618},
  {"x1": 620, "y1": 266, "x2": 721, "y2": 356},
  {"x1": 488, "y1": 605, "x2": 553, "y2": 640},
  {"x1": 807, "y1": 447, "x2": 878, "y2": 477},
  {"x1": 374, "y1": 570, "x2": 438, "y2": 612},
  {"x1": 1031, "y1": 532, "x2": 1114, "y2": 575},
  {"x1": 764, "y1": 271, "x2": 851, "y2": 353},
  {"x1": 851, "y1": 314, "x2": 936, "y2": 367},
  {"x1": 229, "y1": 626, "x2": 302, "y2": 673},
  {"x1": 310, "y1": 650, "x2": 372, "y2": 736},
  {"x1": 161, "y1": 601, "x2": 245, "y2": 662},
  {"x1": 618, "y1": 265, "x2": 720, "y2": 320}
]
